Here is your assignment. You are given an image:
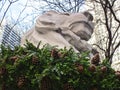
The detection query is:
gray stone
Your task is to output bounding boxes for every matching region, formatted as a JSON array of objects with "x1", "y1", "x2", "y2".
[{"x1": 20, "y1": 10, "x2": 94, "y2": 54}]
